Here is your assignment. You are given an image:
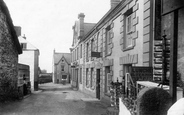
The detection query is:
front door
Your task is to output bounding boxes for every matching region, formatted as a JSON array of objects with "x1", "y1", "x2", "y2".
[{"x1": 96, "y1": 69, "x2": 100, "y2": 99}]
